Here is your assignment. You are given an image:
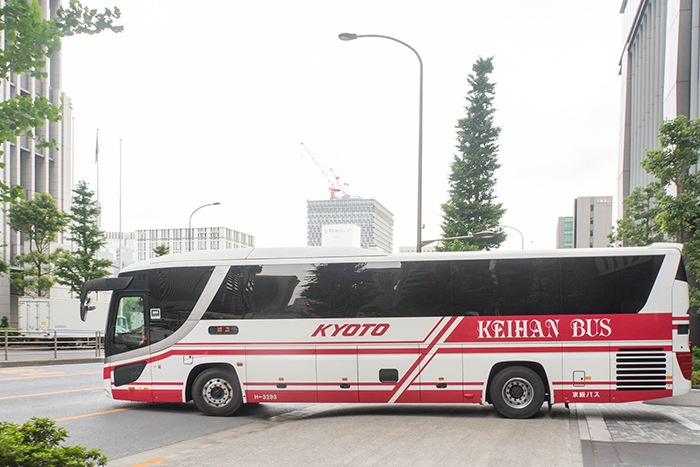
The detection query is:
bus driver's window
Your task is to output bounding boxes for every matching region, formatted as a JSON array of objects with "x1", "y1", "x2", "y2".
[{"x1": 114, "y1": 296, "x2": 147, "y2": 350}]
